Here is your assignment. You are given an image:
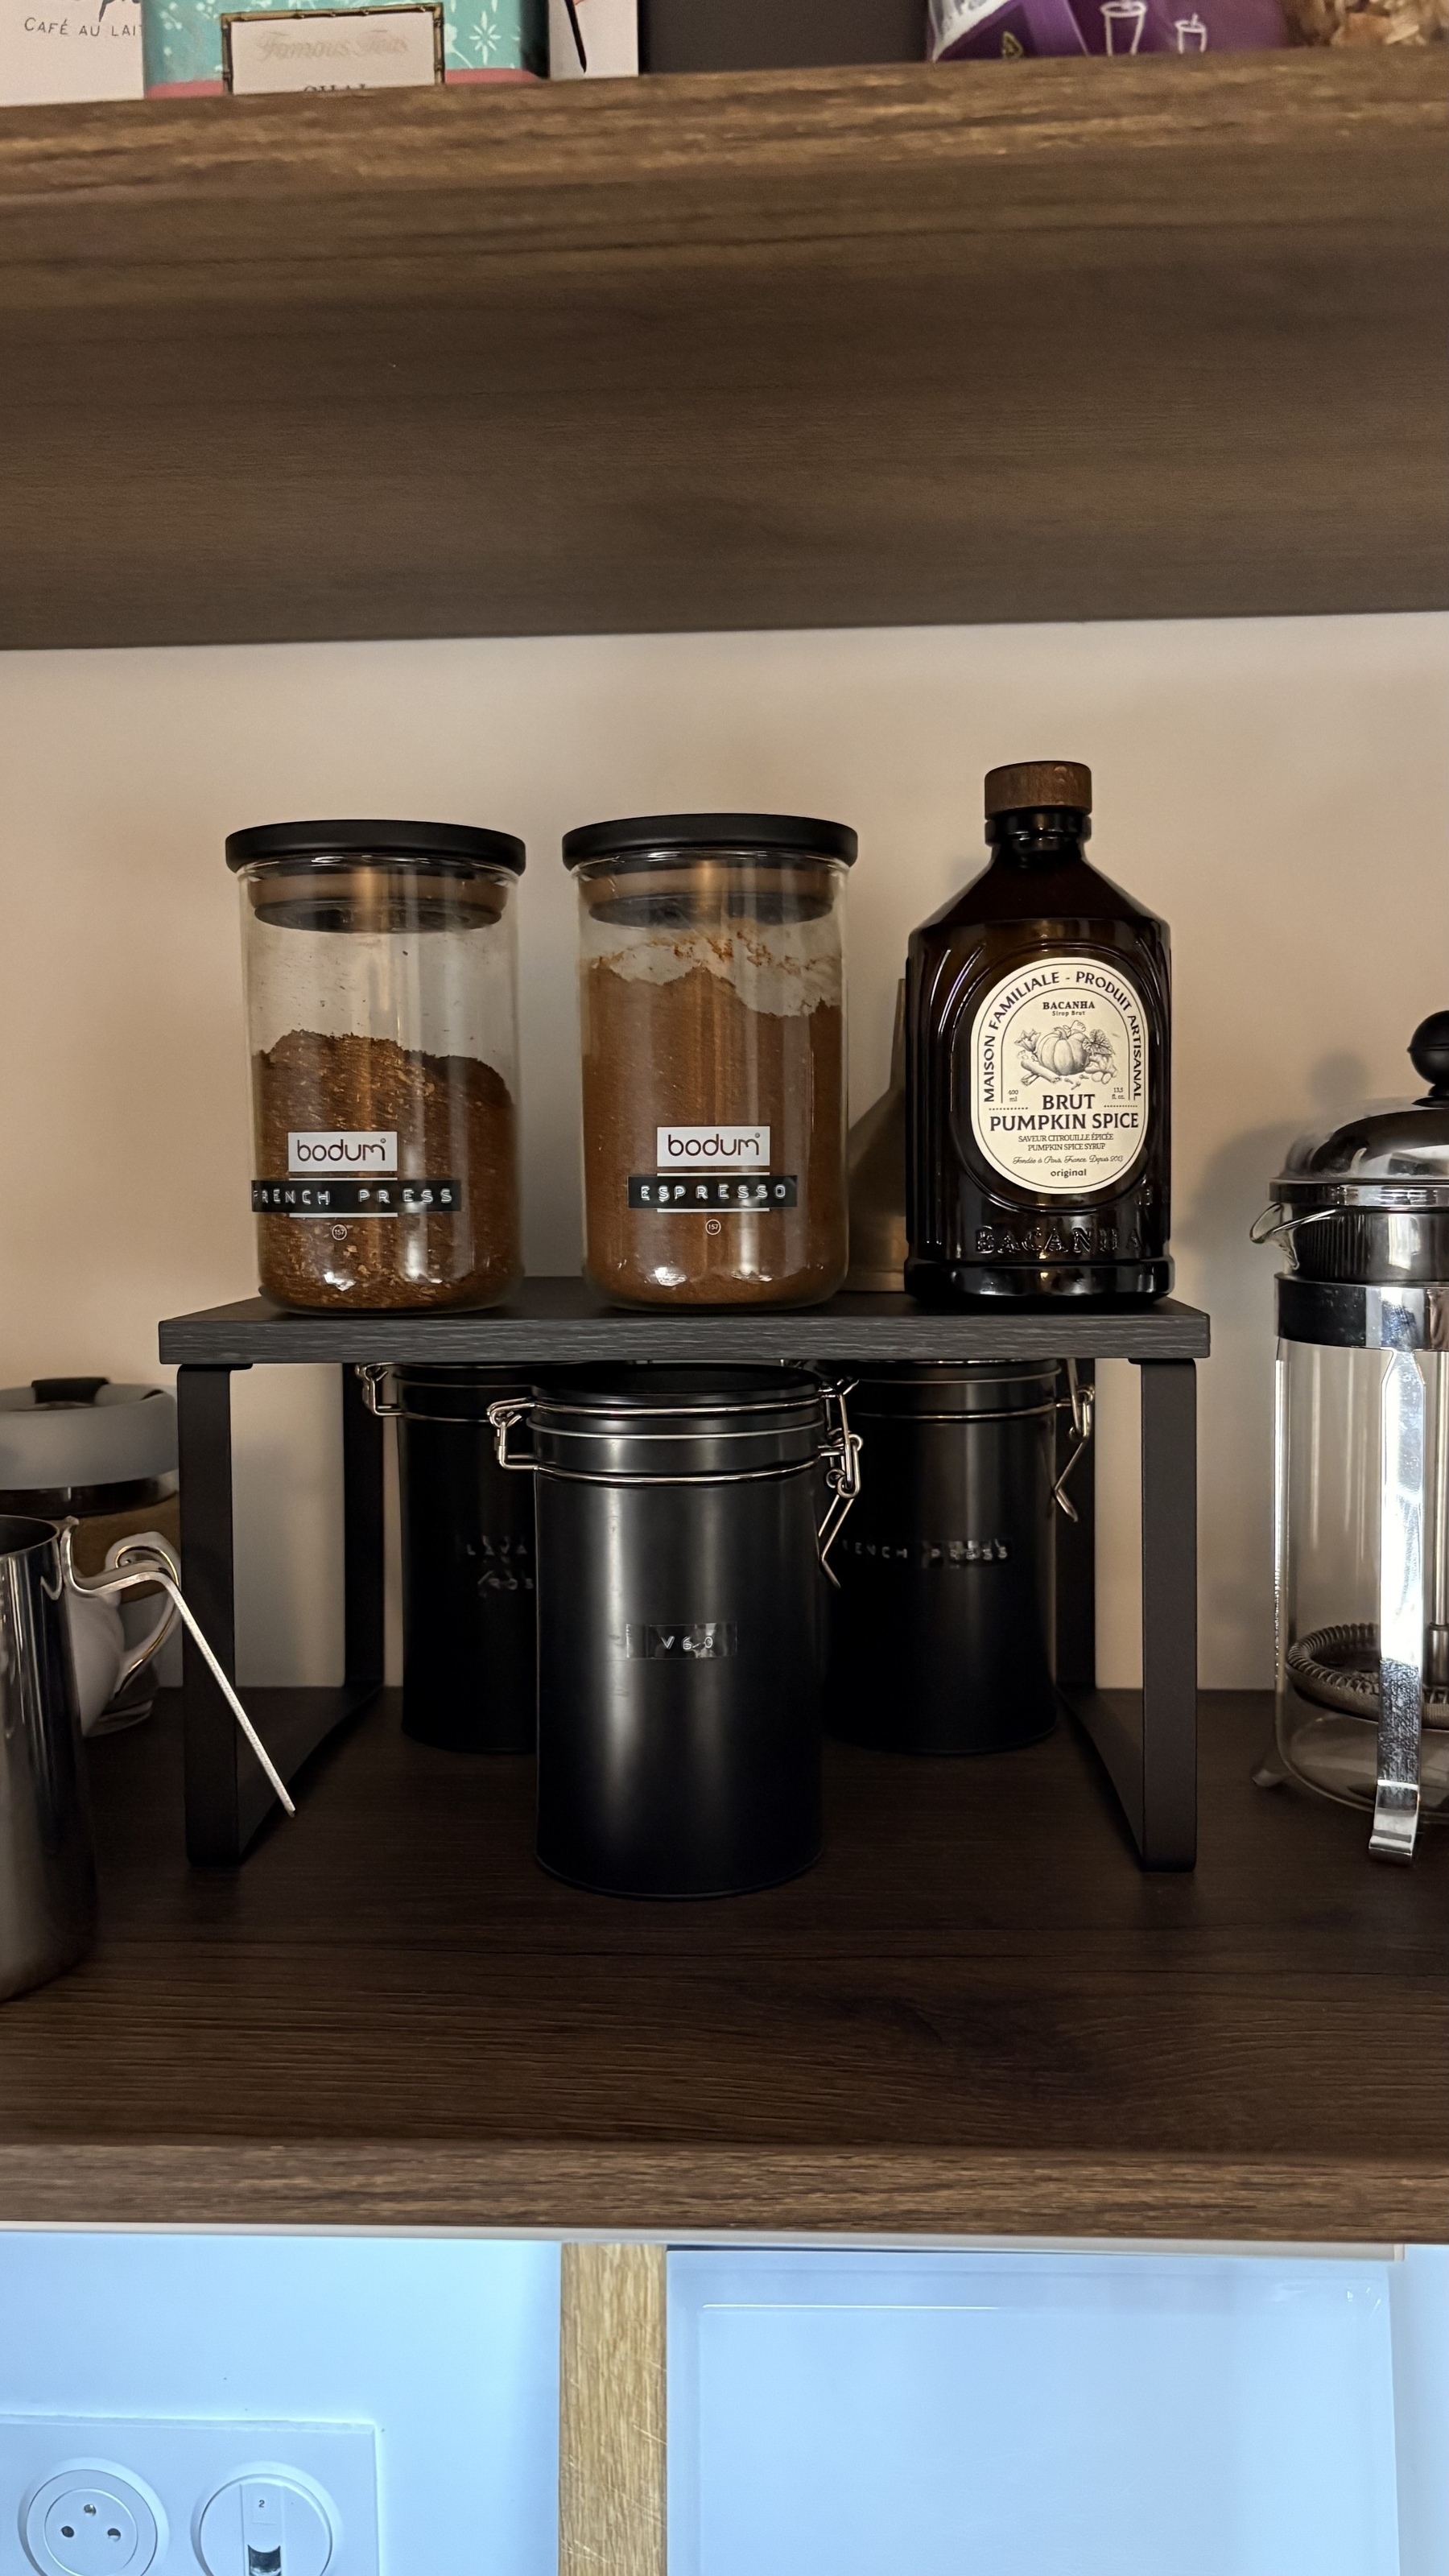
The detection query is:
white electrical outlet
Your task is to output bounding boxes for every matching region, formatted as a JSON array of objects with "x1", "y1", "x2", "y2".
[
  {"x1": 2, "y1": 2425, "x2": 377, "y2": 2576},
  {"x1": 21, "y1": 2467, "x2": 163, "y2": 2576}
]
